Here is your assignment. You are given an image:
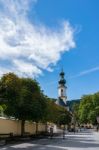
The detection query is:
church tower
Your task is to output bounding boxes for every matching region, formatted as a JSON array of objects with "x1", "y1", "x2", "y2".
[{"x1": 57, "y1": 70, "x2": 67, "y2": 106}]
